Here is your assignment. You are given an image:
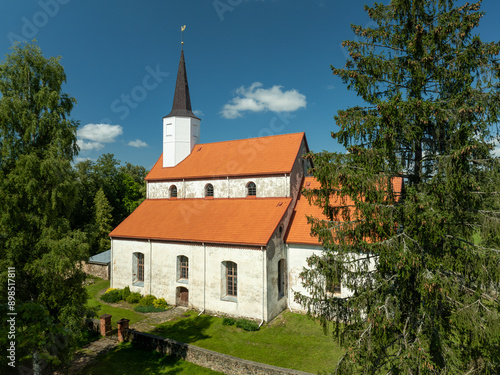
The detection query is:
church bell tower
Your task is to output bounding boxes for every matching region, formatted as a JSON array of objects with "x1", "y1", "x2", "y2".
[{"x1": 162, "y1": 49, "x2": 200, "y2": 168}]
